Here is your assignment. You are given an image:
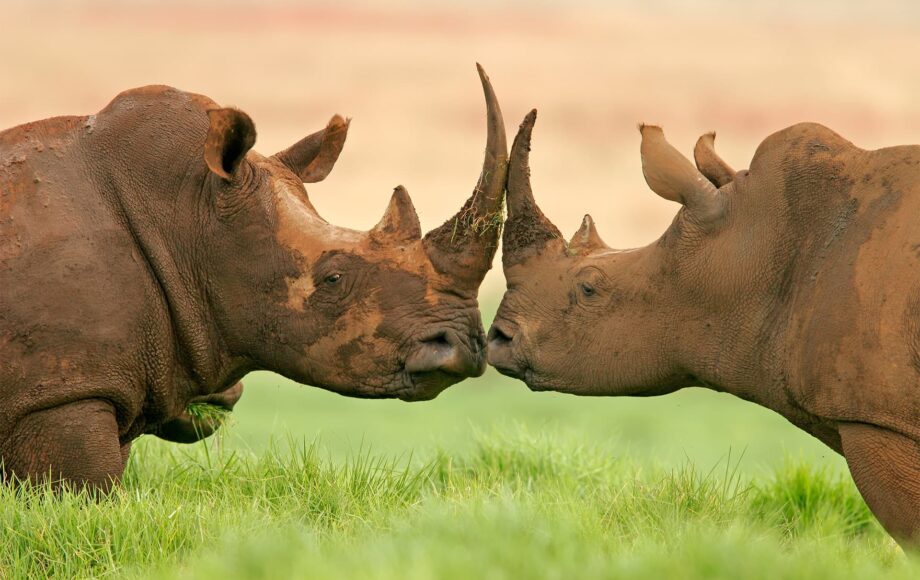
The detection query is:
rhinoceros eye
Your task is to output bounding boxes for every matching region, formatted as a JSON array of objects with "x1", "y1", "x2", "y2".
[
  {"x1": 325, "y1": 273, "x2": 343, "y2": 285},
  {"x1": 579, "y1": 282, "x2": 596, "y2": 297}
]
